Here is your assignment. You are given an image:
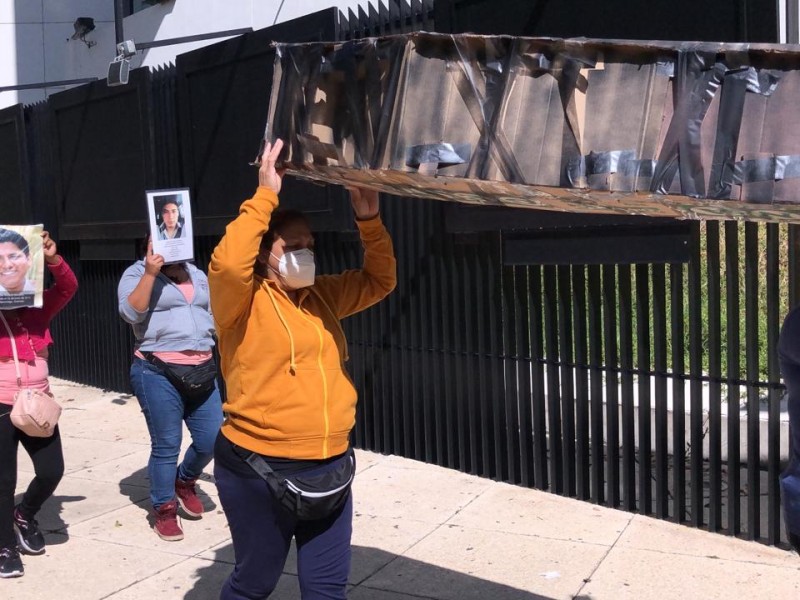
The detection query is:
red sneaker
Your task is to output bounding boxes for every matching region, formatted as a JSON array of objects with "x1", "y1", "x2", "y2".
[
  {"x1": 153, "y1": 500, "x2": 184, "y2": 541},
  {"x1": 175, "y1": 477, "x2": 204, "y2": 518}
]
